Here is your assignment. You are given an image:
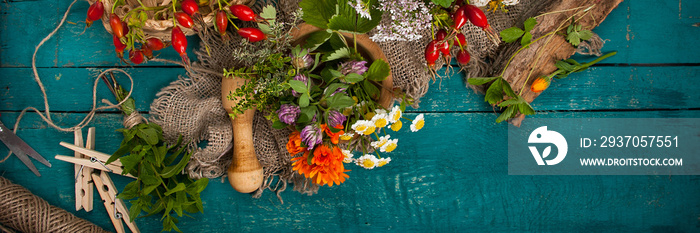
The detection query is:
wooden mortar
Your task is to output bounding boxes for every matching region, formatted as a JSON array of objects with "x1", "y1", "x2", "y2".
[{"x1": 221, "y1": 77, "x2": 263, "y2": 193}]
